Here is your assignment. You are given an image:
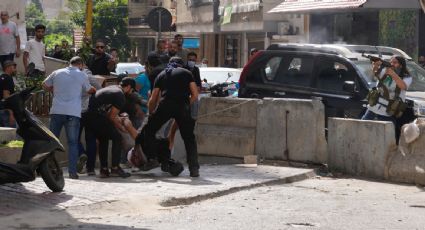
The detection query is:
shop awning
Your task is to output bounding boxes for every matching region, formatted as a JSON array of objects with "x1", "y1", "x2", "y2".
[{"x1": 268, "y1": 0, "x2": 367, "y2": 13}]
